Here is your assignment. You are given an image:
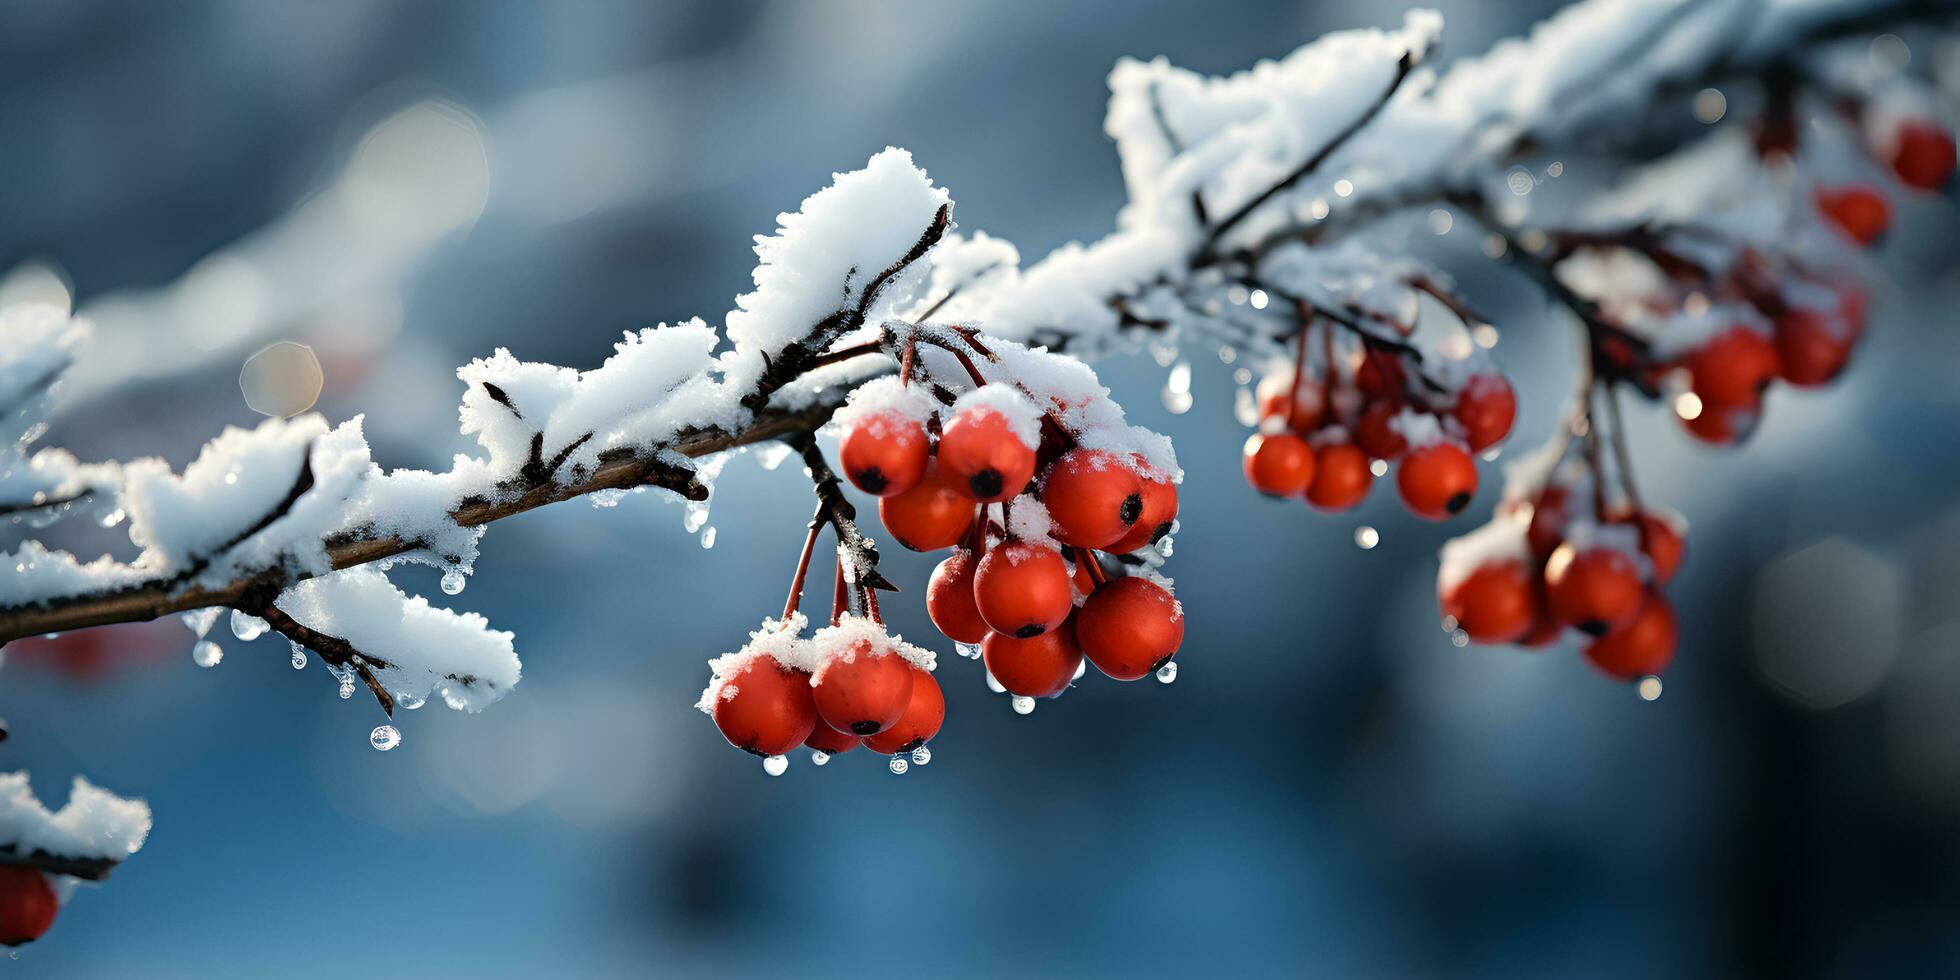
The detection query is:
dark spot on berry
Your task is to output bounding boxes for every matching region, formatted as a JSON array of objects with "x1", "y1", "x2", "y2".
[
  {"x1": 898, "y1": 737, "x2": 926, "y2": 753},
  {"x1": 1118, "y1": 493, "x2": 1143, "y2": 526},
  {"x1": 1014, "y1": 624, "x2": 1045, "y2": 638},
  {"x1": 1446, "y1": 491, "x2": 1472, "y2": 514},
  {"x1": 849, "y1": 720, "x2": 881, "y2": 735},
  {"x1": 1150, "y1": 521, "x2": 1174, "y2": 544},
  {"x1": 739, "y1": 743, "x2": 766, "y2": 758},
  {"x1": 853, "y1": 467, "x2": 887, "y2": 493},
  {"x1": 969, "y1": 469, "x2": 1003, "y2": 499},
  {"x1": 1577, "y1": 619, "x2": 1609, "y2": 637}
]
